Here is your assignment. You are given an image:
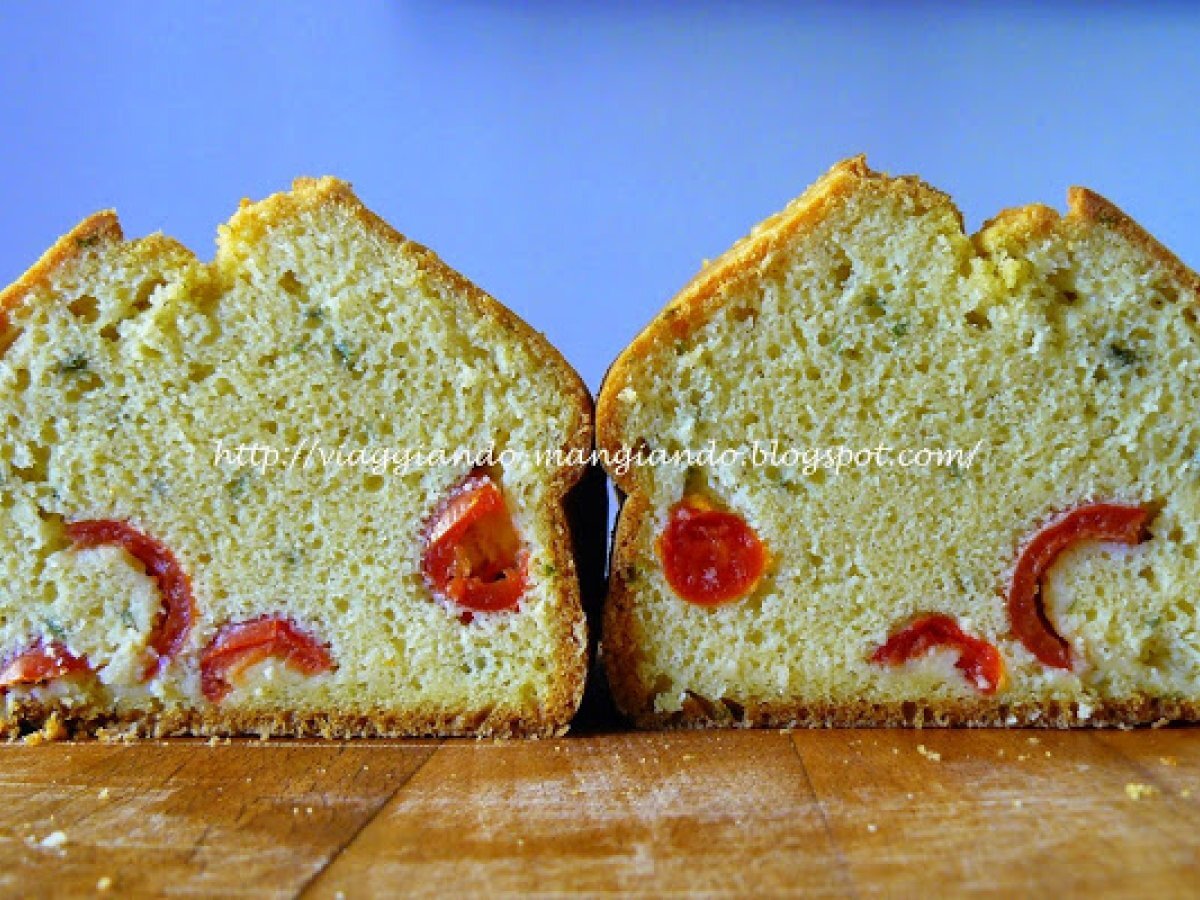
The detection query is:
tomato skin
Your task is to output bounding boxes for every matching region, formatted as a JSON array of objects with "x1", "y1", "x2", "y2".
[
  {"x1": 871, "y1": 614, "x2": 1005, "y2": 694},
  {"x1": 0, "y1": 642, "x2": 91, "y2": 689},
  {"x1": 200, "y1": 617, "x2": 334, "y2": 704},
  {"x1": 657, "y1": 498, "x2": 766, "y2": 606},
  {"x1": 1008, "y1": 503, "x2": 1151, "y2": 670},
  {"x1": 421, "y1": 470, "x2": 527, "y2": 614},
  {"x1": 65, "y1": 519, "x2": 195, "y2": 680}
]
